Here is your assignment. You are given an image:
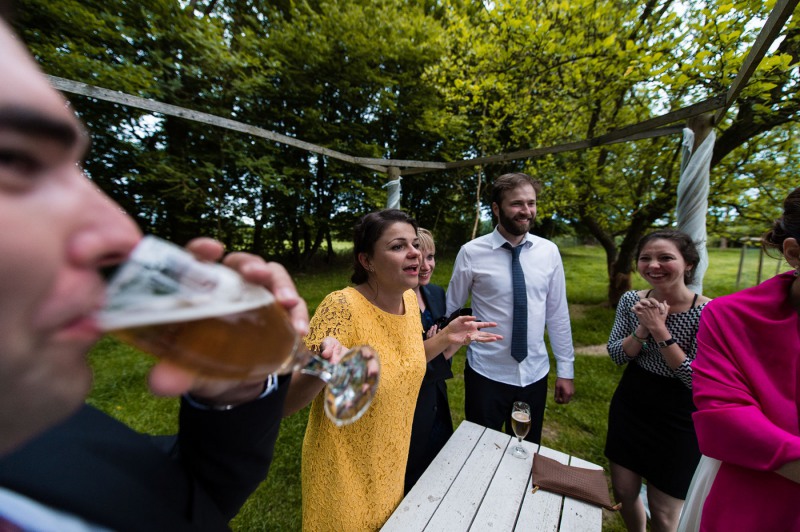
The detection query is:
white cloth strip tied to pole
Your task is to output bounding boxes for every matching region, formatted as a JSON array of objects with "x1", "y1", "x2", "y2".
[
  {"x1": 384, "y1": 174, "x2": 402, "y2": 209},
  {"x1": 677, "y1": 127, "x2": 715, "y2": 294}
]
